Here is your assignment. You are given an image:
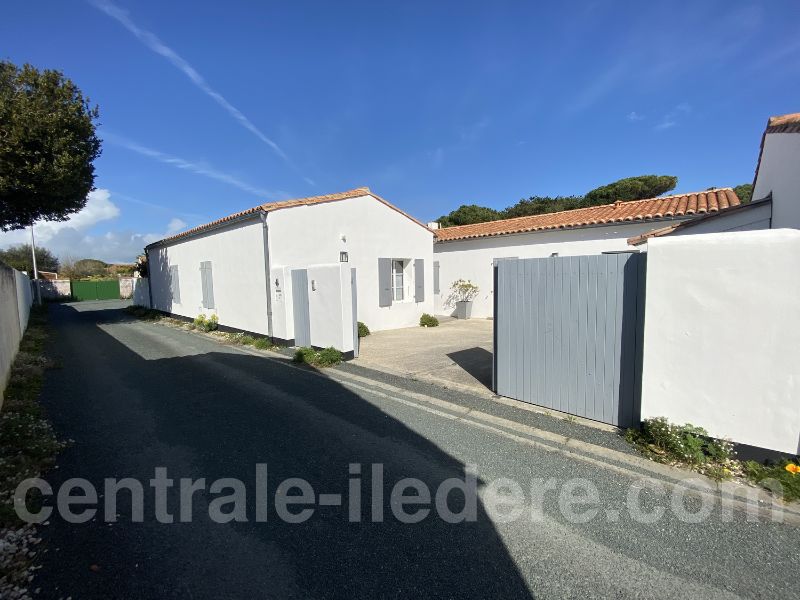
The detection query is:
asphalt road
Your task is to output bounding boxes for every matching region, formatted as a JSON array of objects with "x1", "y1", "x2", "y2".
[{"x1": 32, "y1": 301, "x2": 799, "y2": 599}]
